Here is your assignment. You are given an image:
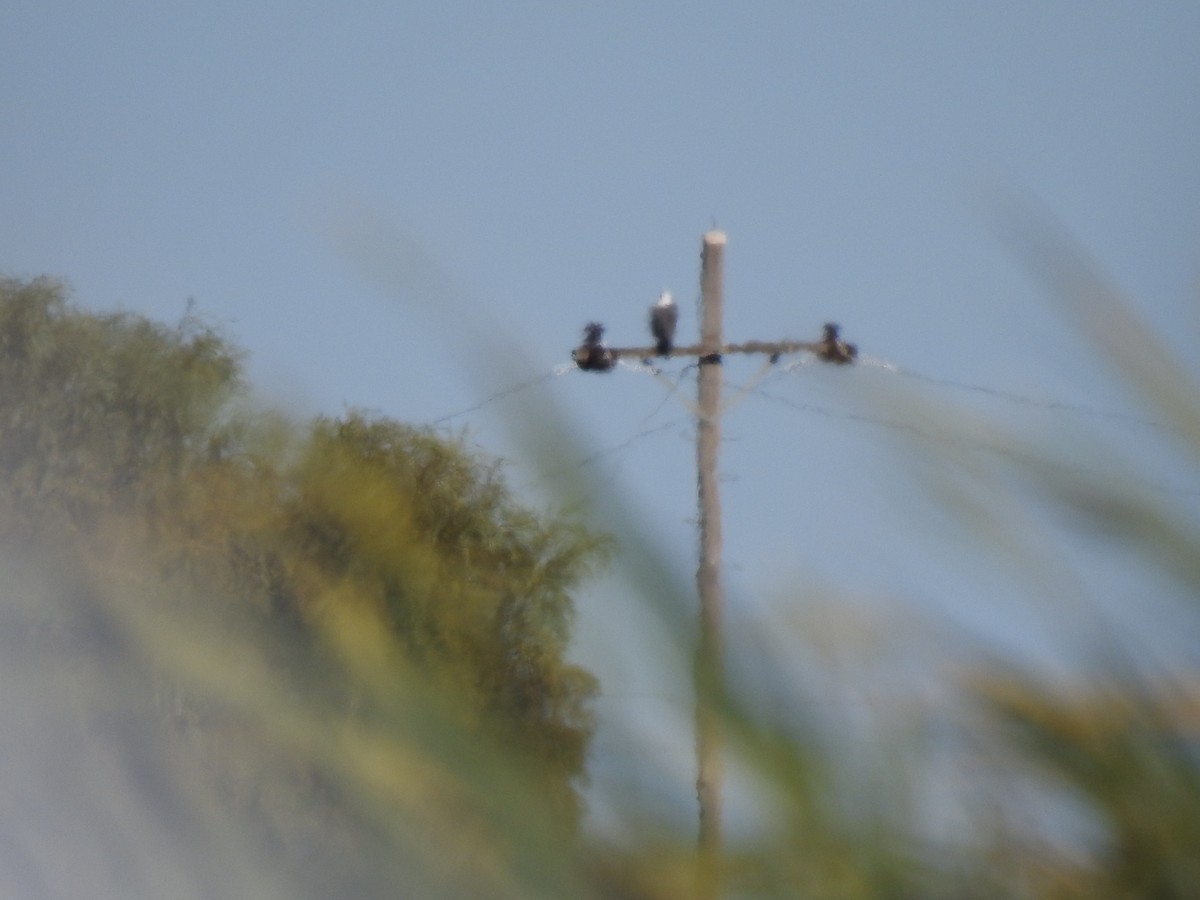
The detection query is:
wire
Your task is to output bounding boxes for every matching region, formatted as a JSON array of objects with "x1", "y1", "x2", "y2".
[
  {"x1": 780, "y1": 350, "x2": 1178, "y2": 434},
  {"x1": 754, "y1": 386, "x2": 930, "y2": 438},
  {"x1": 559, "y1": 419, "x2": 692, "y2": 478},
  {"x1": 753, "y1": 386, "x2": 1200, "y2": 499},
  {"x1": 428, "y1": 370, "x2": 559, "y2": 428},
  {"x1": 645, "y1": 363, "x2": 701, "y2": 420},
  {"x1": 425, "y1": 353, "x2": 1196, "y2": 499},
  {"x1": 721, "y1": 357, "x2": 782, "y2": 415},
  {"x1": 877, "y1": 364, "x2": 1177, "y2": 435},
  {"x1": 509, "y1": 417, "x2": 693, "y2": 498}
]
